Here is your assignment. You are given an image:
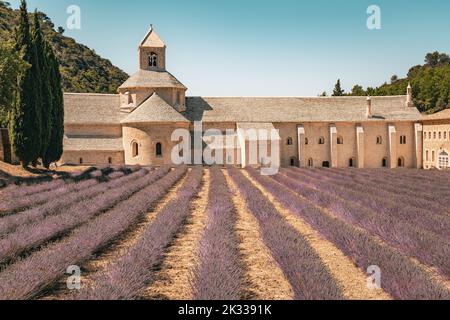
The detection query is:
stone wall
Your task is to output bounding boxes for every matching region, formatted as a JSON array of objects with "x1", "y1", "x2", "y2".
[{"x1": 60, "y1": 150, "x2": 124, "y2": 166}]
